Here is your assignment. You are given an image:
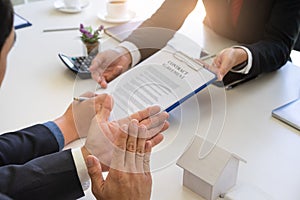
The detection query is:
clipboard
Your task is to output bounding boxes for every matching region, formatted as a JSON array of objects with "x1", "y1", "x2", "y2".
[{"x1": 97, "y1": 48, "x2": 216, "y2": 119}]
